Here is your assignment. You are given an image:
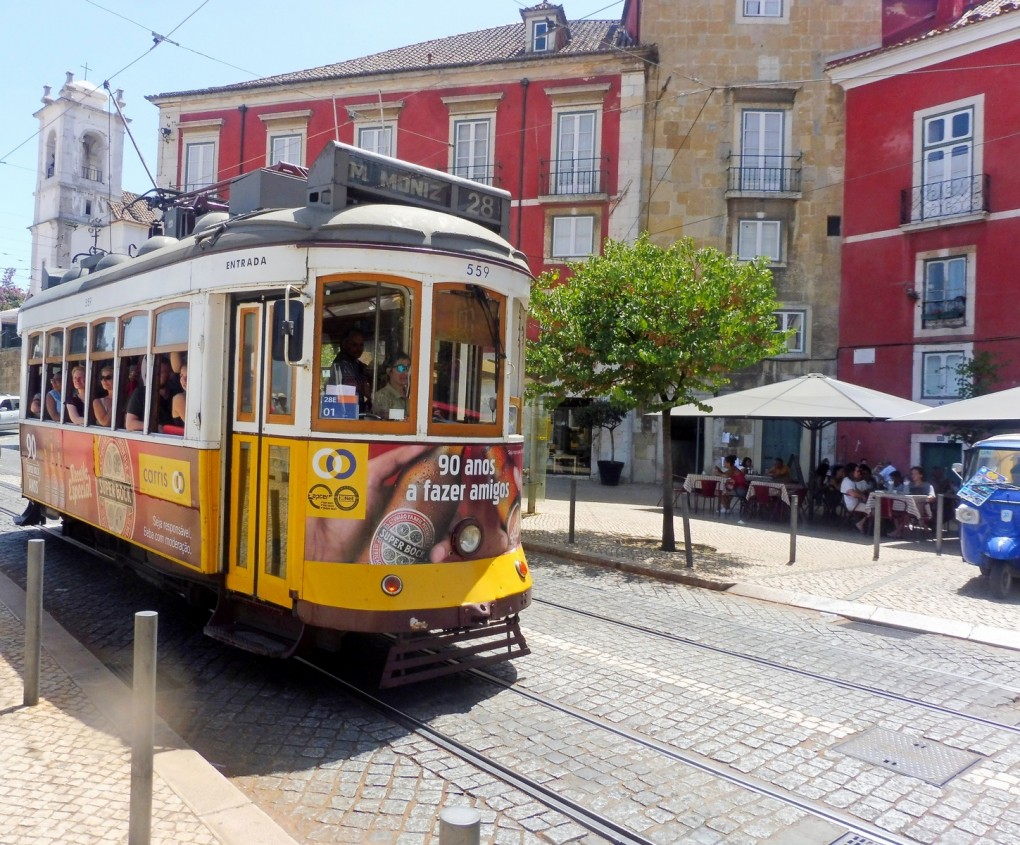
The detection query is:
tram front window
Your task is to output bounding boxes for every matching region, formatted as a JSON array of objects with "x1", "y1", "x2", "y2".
[
  {"x1": 315, "y1": 280, "x2": 413, "y2": 423},
  {"x1": 431, "y1": 287, "x2": 502, "y2": 425}
]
